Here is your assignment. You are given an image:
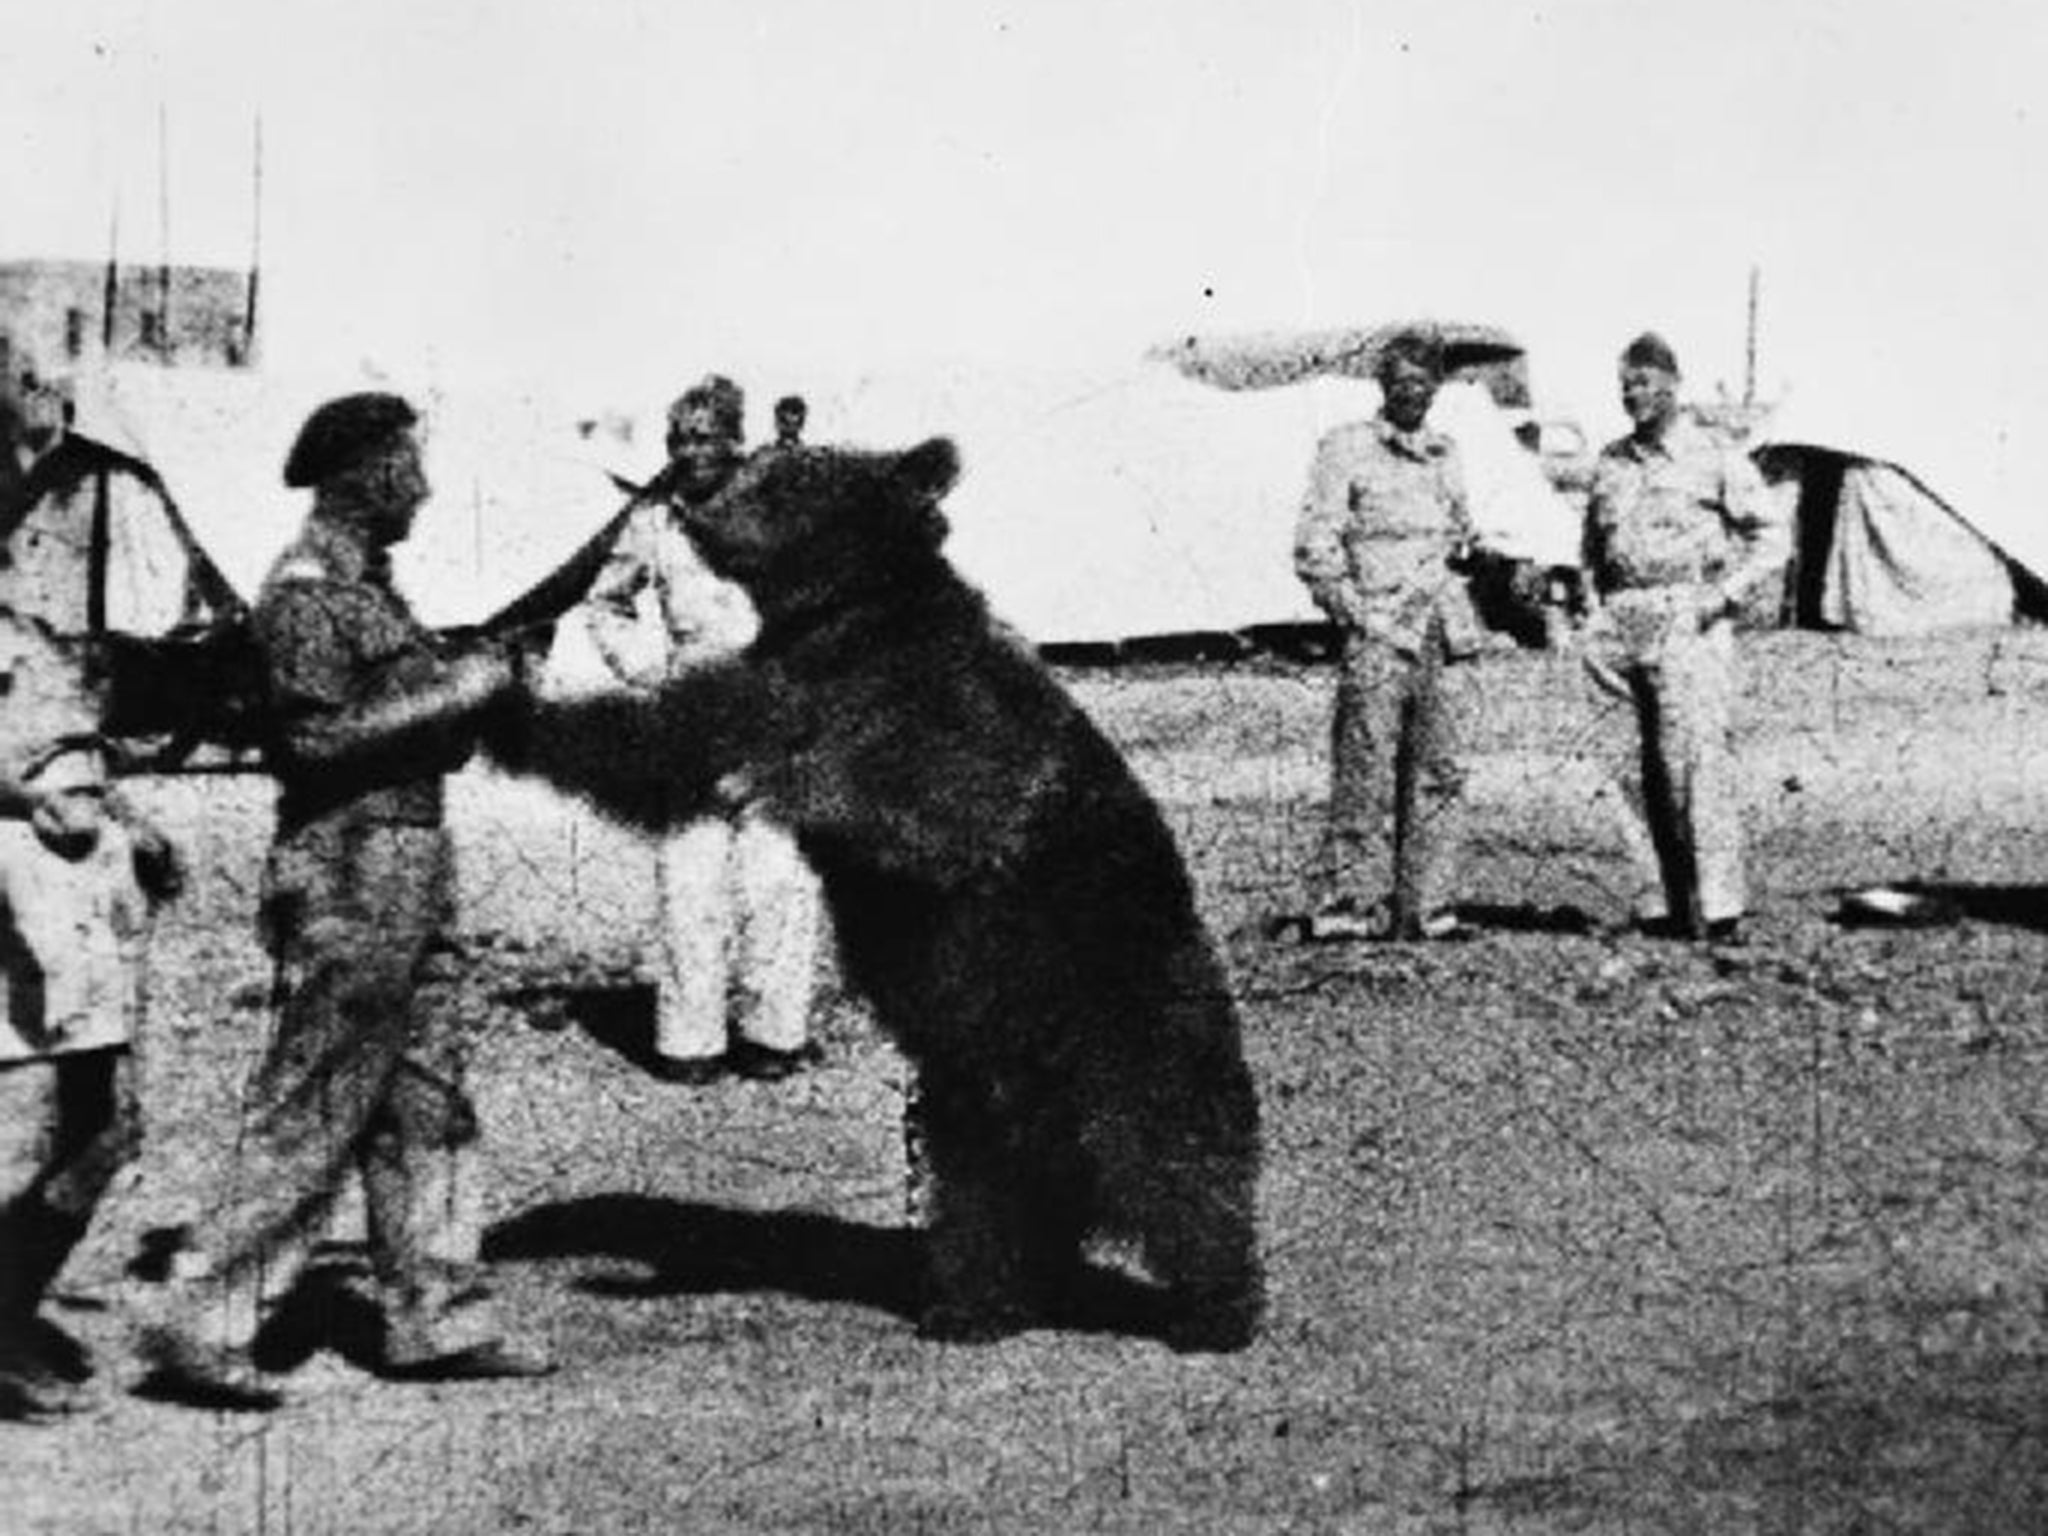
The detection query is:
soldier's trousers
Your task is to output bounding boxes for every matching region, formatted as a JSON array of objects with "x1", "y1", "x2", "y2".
[
  {"x1": 1317, "y1": 627, "x2": 1470, "y2": 925},
  {"x1": 169, "y1": 821, "x2": 497, "y2": 1360},
  {"x1": 655, "y1": 805, "x2": 822, "y2": 1062},
  {"x1": 0, "y1": 1047, "x2": 137, "y2": 1346},
  {"x1": 1584, "y1": 614, "x2": 1746, "y2": 931}
]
